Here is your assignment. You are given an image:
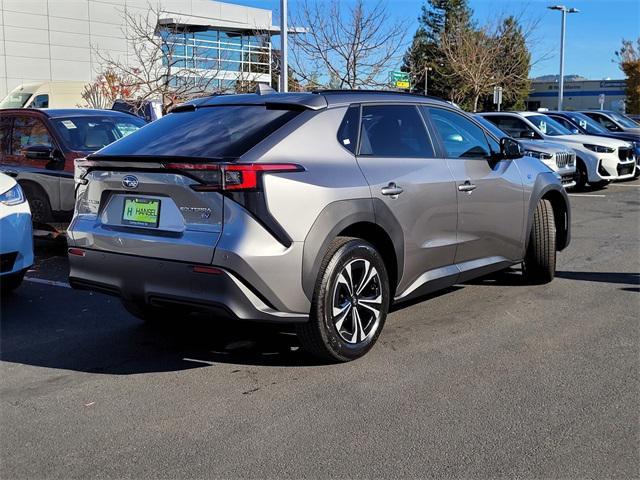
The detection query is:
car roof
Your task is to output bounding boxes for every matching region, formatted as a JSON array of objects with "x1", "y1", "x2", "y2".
[
  {"x1": 481, "y1": 111, "x2": 543, "y2": 118},
  {"x1": 0, "y1": 108, "x2": 138, "y2": 119},
  {"x1": 179, "y1": 90, "x2": 455, "y2": 111}
]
